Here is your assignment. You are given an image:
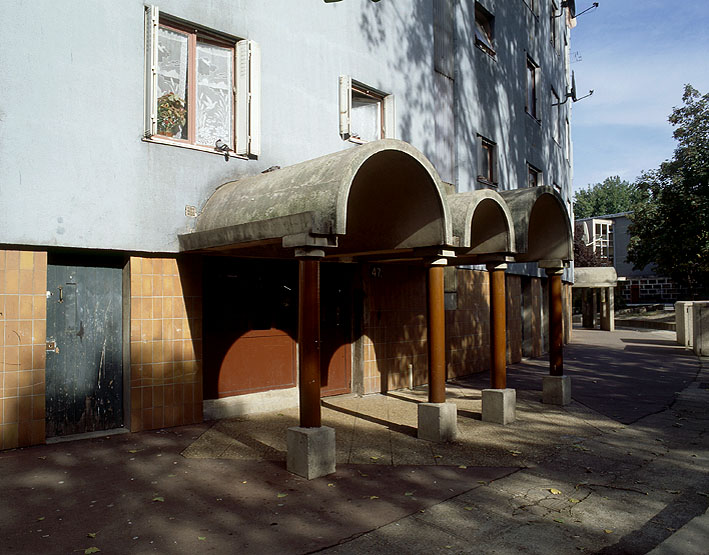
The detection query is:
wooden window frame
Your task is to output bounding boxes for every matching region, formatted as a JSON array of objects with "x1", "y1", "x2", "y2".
[
  {"x1": 155, "y1": 18, "x2": 236, "y2": 149},
  {"x1": 477, "y1": 135, "x2": 498, "y2": 187},
  {"x1": 474, "y1": 2, "x2": 496, "y2": 57},
  {"x1": 527, "y1": 164, "x2": 542, "y2": 188}
]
